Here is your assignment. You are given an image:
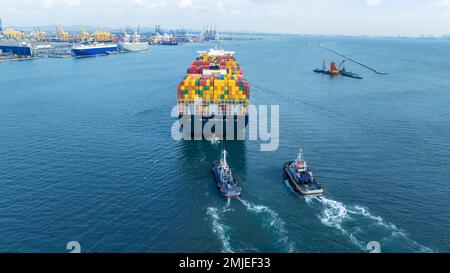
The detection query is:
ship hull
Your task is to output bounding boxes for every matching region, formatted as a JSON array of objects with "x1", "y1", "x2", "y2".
[
  {"x1": 178, "y1": 114, "x2": 249, "y2": 140},
  {"x1": 72, "y1": 45, "x2": 118, "y2": 56},
  {"x1": 118, "y1": 42, "x2": 149, "y2": 52},
  {"x1": 212, "y1": 162, "x2": 241, "y2": 198},
  {"x1": 161, "y1": 41, "x2": 178, "y2": 46},
  {"x1": 284, "y1": 162, "x2": 325, "y2": 196}
]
